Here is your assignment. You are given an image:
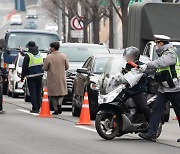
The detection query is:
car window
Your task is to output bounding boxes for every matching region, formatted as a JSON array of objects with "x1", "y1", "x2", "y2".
[
  {"x1": 104, "y1": 57, "x2": 126, "y2": 77},
  {"x1": 152, "y1": 45, "x2": 180, "y2": 60},
  {"x1": 93, "y1": 57, "x2": 110, "y2": 74},
  {"x1": 7, "y1": 32, "x2": 59, "y2": 51},
  {"x1": 60, "y1": 46, "x2": 109, "y2": 62},
  {"x1": 143, "y1": 43, "x2": 151, "y2": 57},
  {"x1": 174, "y1": 45, "x2": 180, "y2": 60},
  {"x1": 82, "y1": 57, "x2": 92, "y2": 68}
]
